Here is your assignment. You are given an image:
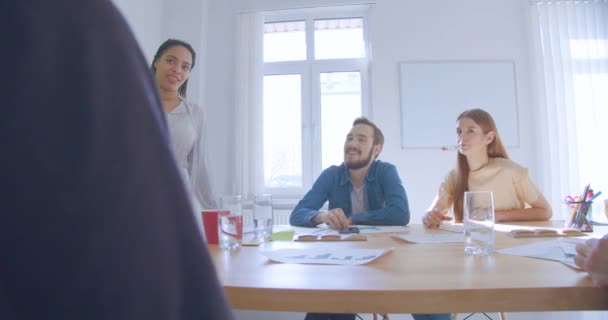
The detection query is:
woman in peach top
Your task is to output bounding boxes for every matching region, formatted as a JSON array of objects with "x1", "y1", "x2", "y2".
[{"x1": 423, "y1": 109, "x2": 552, "y2": 228}]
